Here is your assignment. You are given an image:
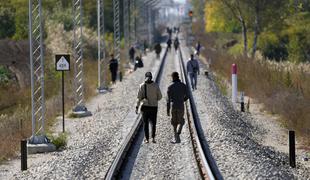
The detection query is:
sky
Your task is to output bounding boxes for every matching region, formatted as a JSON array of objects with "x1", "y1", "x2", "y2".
[{"x1": 174, "y1": 0, "x2": 186, "y2": 3}]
